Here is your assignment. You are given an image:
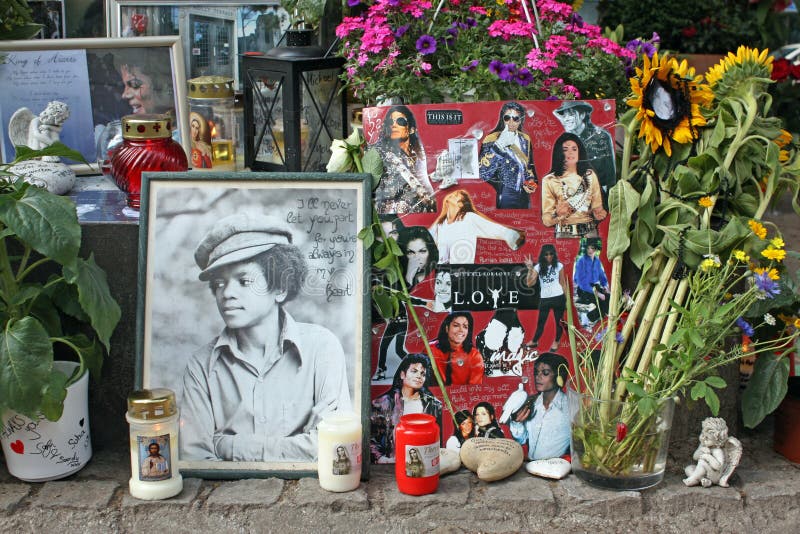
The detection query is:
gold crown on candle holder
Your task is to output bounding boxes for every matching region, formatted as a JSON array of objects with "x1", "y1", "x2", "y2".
[
  {"x1": 122, "y1": 114, "x2": 173, "y2": 139},
  {"x1": 127, "y1": 388, "x2": 177, "y2": 420},
  {"x1": 188, "y1": 76, "x2": 235, "y2": 99}
]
